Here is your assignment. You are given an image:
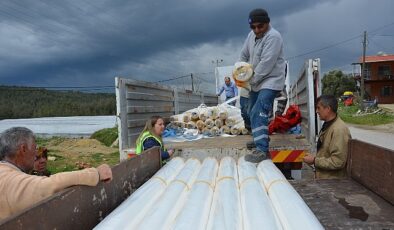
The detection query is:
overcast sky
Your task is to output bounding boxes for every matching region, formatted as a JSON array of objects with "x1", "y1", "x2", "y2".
[{"x1": 0, "y1": 0, "x2": 393, "y2": 93}]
